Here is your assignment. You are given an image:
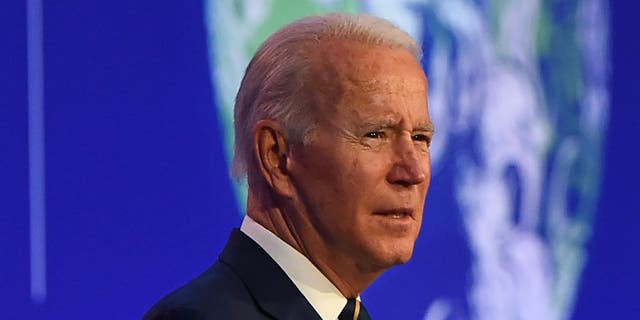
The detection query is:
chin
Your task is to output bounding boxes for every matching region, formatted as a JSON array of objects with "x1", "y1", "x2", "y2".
[
  {"x1": 390, "y1": 249, "x2": 415, "y2": 266},
  {"x1": 365, "y1": 242, "x2": 417, "y2": 271}
]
